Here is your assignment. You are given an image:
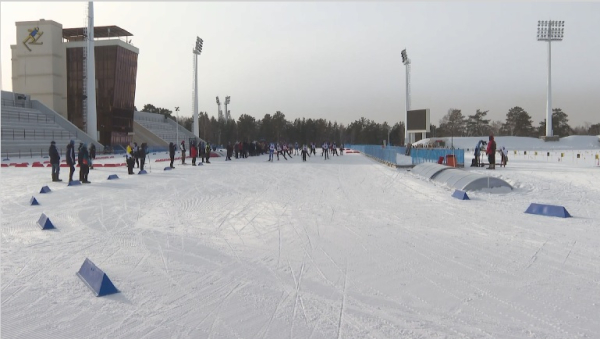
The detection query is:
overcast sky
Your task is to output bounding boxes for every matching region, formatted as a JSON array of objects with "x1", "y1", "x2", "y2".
[{"x1": 2, "y1": 1, "x2": 599, "y2": 127}]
